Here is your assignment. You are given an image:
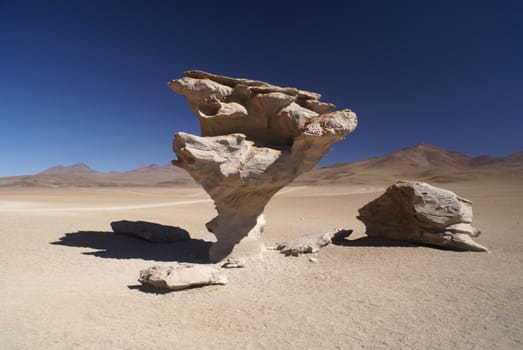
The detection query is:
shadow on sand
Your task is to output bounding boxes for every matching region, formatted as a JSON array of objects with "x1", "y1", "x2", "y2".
[
  {"x1": 51, "y1": 229, "x2": 212, "y2": 264},
  {"x1": 127, "y1": 284, "x2": 174, "y2": 294},
  {"x1": 334, "y1": 235, "x2": 469, "y2": 251},
  {"x1": 333, "y1": 236, "x2": 419, "y2": 248}
]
